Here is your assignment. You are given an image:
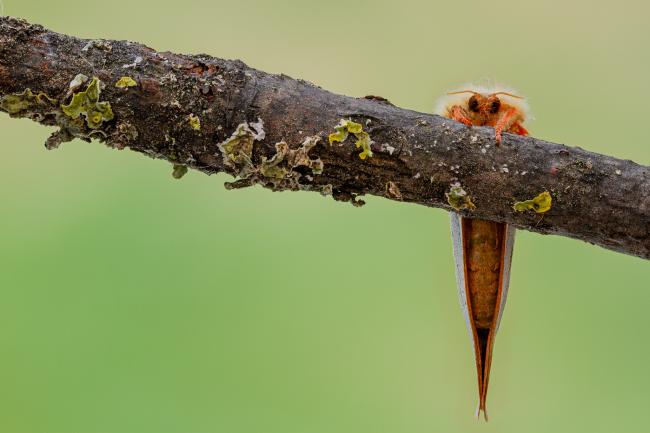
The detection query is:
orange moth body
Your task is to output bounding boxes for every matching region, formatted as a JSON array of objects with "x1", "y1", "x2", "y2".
[{"x1": 435, "y1": 85, "x2": 530, "y2": 420}]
